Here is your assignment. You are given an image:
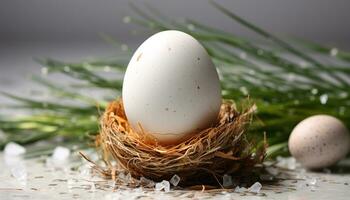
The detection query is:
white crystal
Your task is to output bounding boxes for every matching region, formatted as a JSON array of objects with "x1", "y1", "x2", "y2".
[
  {"x1": 155, "y1": 180, "x2": 170, "y2": 192},
  {"x1": 63, "y1": 66, "x2": 70, "y2": 72},
  {"x1": 121, "y1": 44, "x2": 128, "y2": 51},
  {"x1": 103, "y1": 66, "x2": 111, "y2": 72},
  {"x1": 41, "y1": 67, "x2": 48, "y2": 75},
  {"x1": 52, "y1": 146, "x2": 70, "y2": 161},
  {"x1": 123, "y1": 16, "x2": 131, "y2": 24},
  {"x1": 296, "y1": 168, "x2": 307, "y2": 179},
  {"x1": 311, "y1": 88, "x2": 318, "y2": 95},
  {"x1": 320, "y1": 94, "x2": 328, "y2": 104},
  {"x1": 239, "y1": 86, "x2": 249, "y2": 96},
  {"x1": 155, "y1": 182, "x2": 165, "y2": 191},
  {"x1": 330, "y1": 48, "x2": 338, "y2": 56},
  {"x1": 222, "y1": 174, "x2": 233, "y2": 187},
  {"x1": 307, "y1": 177, "x2": 317, "y2": 186},
  {"x1": 339, "y1": 92, "x2": 348, "y2": 98},
  {"x1": 187, "y1": 24, "x2": 195, "y2": 31},
  {"x1": 234, "y1": 186, "x2": 247, "y2": 193},
  {"x1": 276, "y1": 157, "x2": 297, "y2": 170},
  {"x1": 163, "y1": 180, "x2": 170, "y2": 192},
  {"x1": 239, "y1": 52, "x2": 247, "y2": 59},
  {"x1": 287, "y1": 158, "x2": 297, "y2": 170},
  {"x1": 79, "y1": 164, "x2": 91, "y2": 178},
  {"x1": 4, "y1": 142, "x2": 26, "y2": 156},
  {"x1": 248, "y1": 182, "x2": 262, "y2": 193},
  {"x1": 169, "y1": 174, "x2": 180, "y2": 186},
  {"x1": 10, "y1": 163, "x2": 27, "y2": 186}
]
